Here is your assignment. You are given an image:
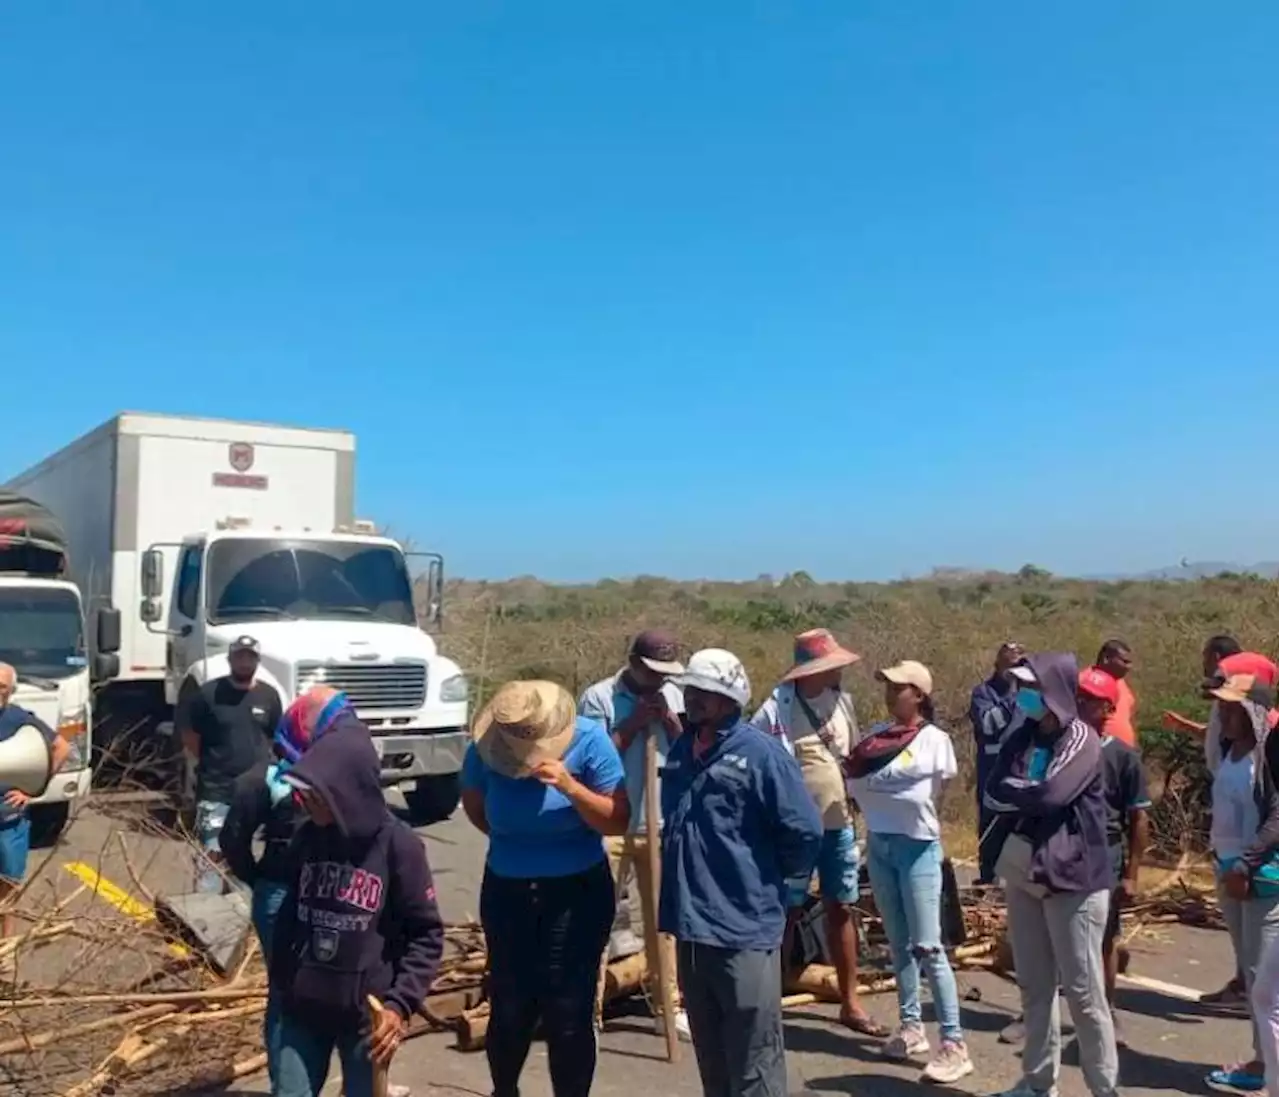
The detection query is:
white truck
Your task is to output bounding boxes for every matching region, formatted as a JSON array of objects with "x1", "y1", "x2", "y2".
[
  {"x1": 0, "y1": 492, "x2": 121, "y2": 841},
  {"x1": 5, "y1": 413, "x2": 469, "y2": 823}
]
